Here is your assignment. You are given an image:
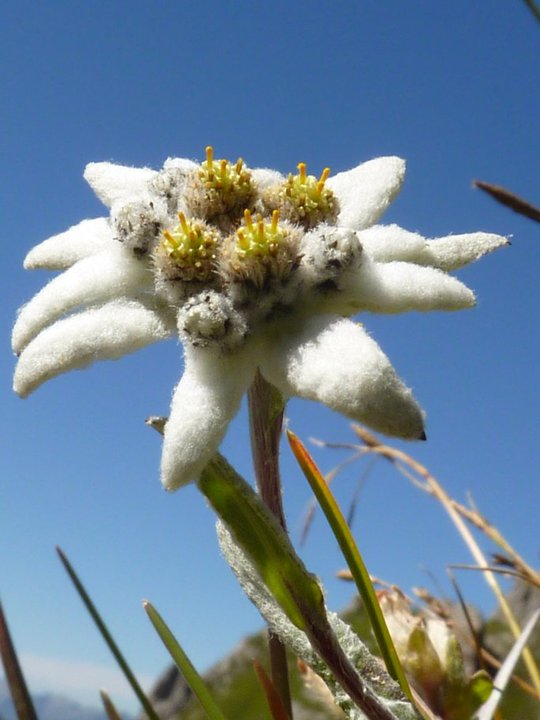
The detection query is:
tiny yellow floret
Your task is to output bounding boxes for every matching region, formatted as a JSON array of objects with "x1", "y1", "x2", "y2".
[
  {"x1": 265, "y1": 161, "x2": 338, "y2": 229},
  {"x1": 185, "y1": 146, "x2": 254, "y2": 220},
  {"x1": 156, "y1": 211, "x2": 219, "y2": 282},
  {"x1": 235, "y1": 210, "x2": 288, "y2": 259}
]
